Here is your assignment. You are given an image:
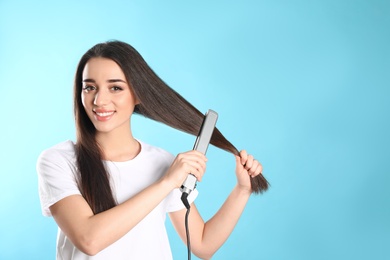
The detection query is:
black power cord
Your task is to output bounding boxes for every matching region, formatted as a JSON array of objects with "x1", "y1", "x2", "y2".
[{"x1": 181, "y1": 192, "x2": 191, "y2": 260}]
